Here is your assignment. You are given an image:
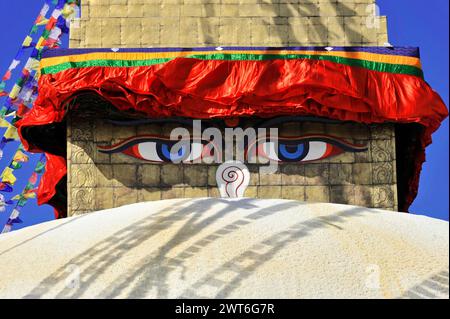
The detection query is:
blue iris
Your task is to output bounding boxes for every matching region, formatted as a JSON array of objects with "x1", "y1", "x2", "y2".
[
  {"x1": 279, "y1": 143, "x2": 305, "y2": 160},
  {"x1": 162, "y1": 144, "x2": 186, "y2": 161}
]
